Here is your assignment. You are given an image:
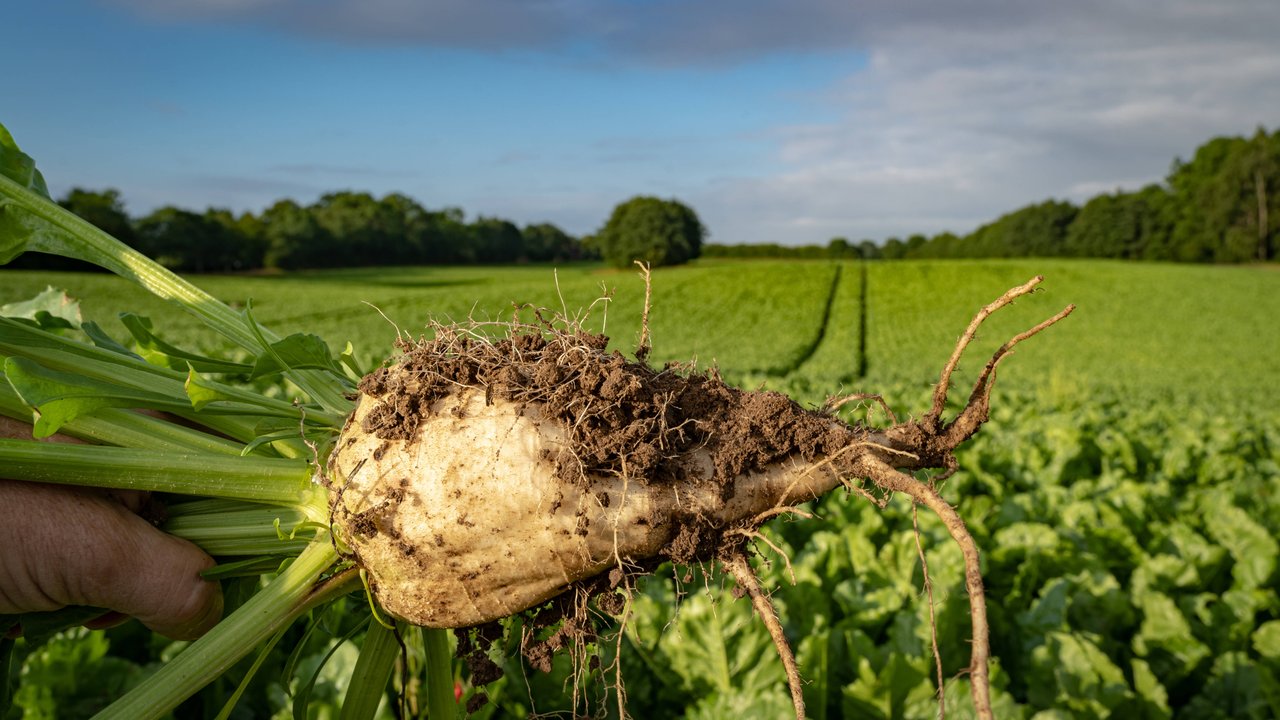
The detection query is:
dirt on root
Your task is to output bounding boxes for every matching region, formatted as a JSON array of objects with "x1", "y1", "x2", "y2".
[
  {"x1": 354, "y1": 314, "x2": 865, "y2": 697},
  {"x1": 358, "y1": 317, "x2": 860, "y2": 503}
]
